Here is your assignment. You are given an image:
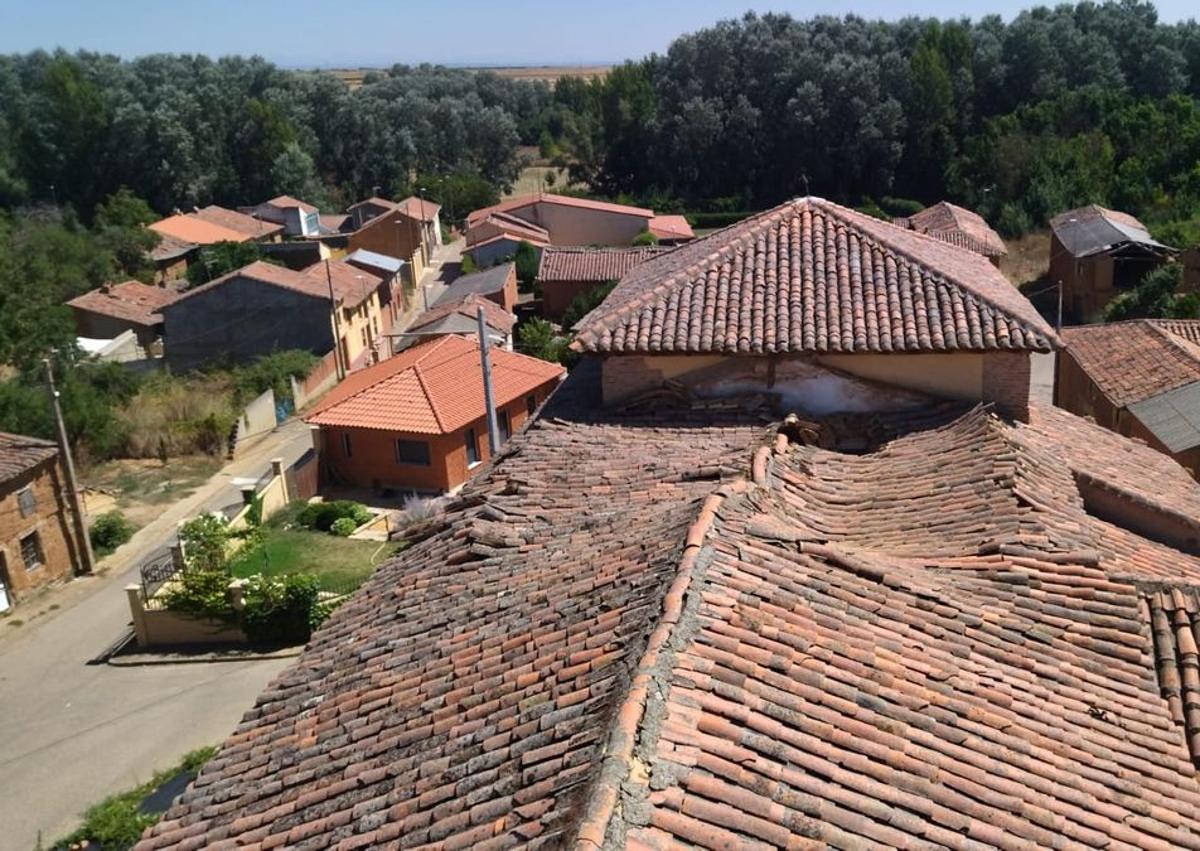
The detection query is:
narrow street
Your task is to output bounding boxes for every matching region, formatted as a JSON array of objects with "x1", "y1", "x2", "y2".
[{"x1": 0, "y1": 418, "x2": 313, "y2": 850}]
